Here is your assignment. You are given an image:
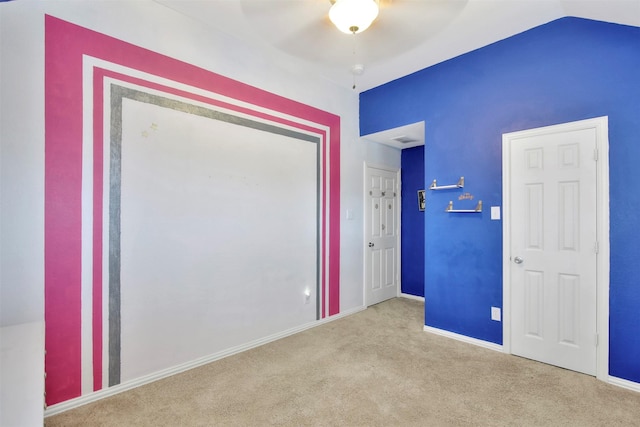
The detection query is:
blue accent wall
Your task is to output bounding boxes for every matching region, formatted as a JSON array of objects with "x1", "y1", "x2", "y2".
[
  {"x1": 401, "y1": 146, "x2": 425, "y2": 297},
  {"x1": 360, "y1": 18, "x2": 640, "y2": 383}
]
